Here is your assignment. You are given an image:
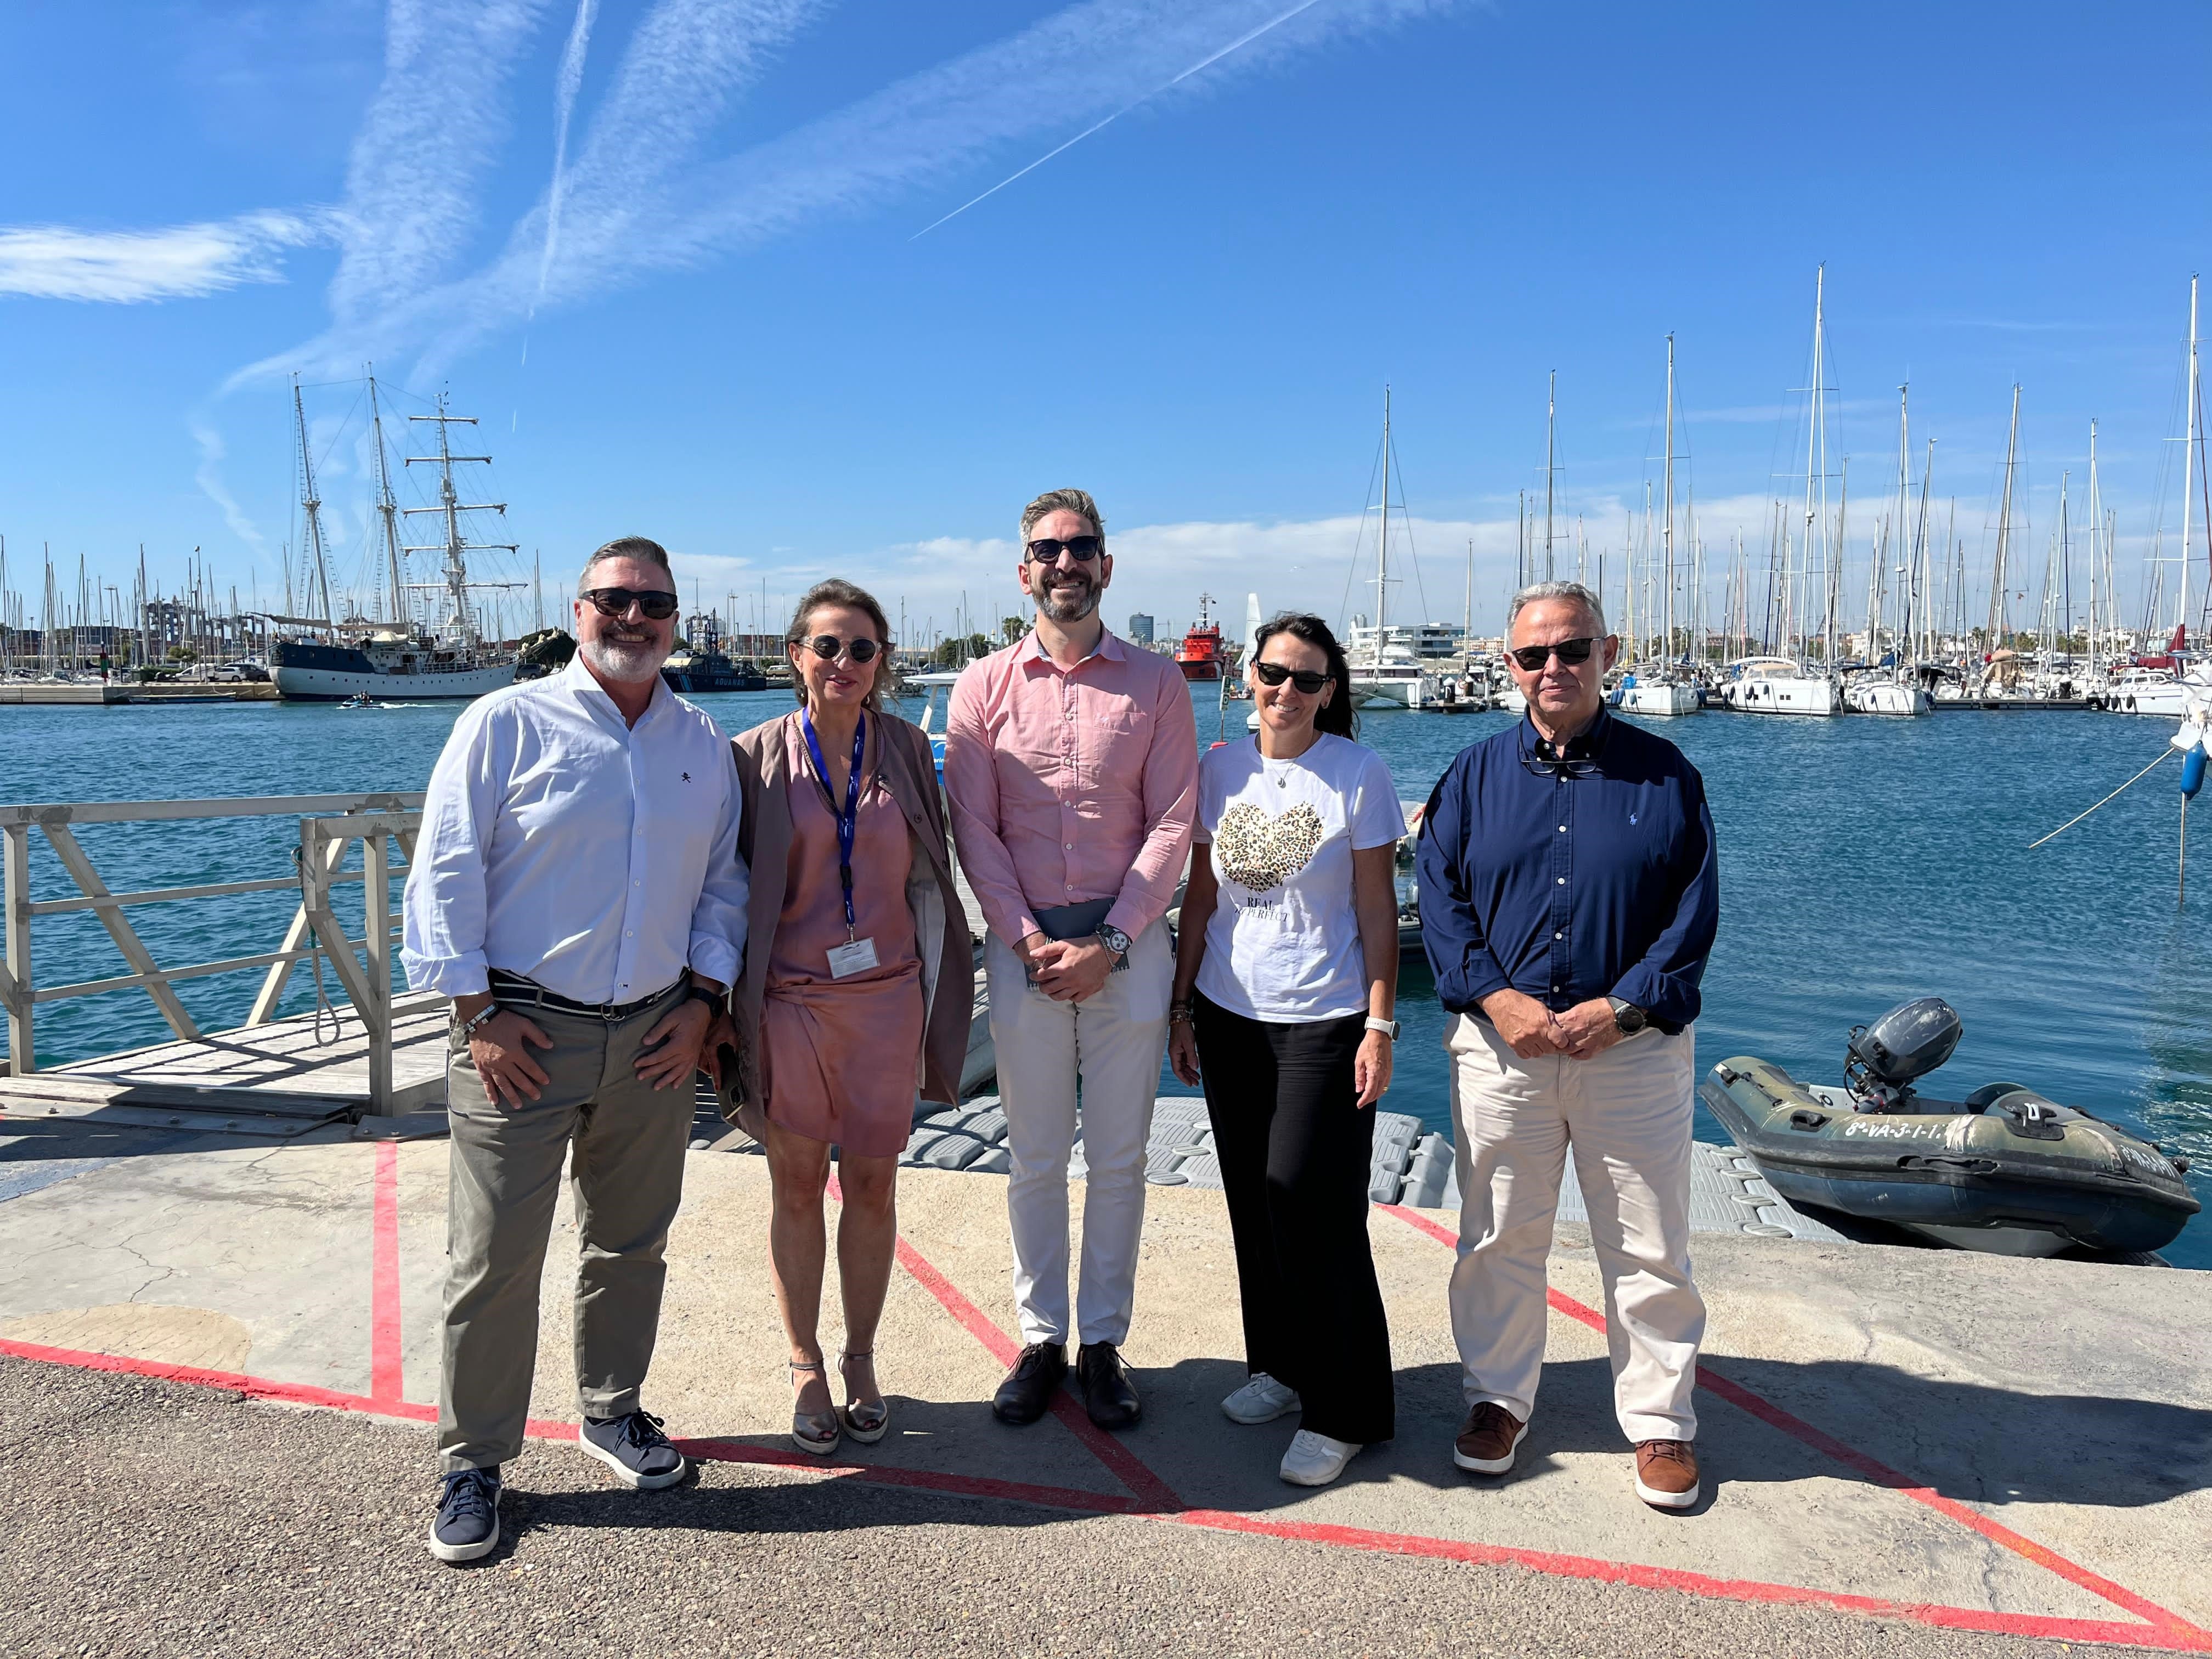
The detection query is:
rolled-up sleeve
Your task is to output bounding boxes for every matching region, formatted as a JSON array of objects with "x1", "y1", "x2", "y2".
[
  {"x1": 1416, "y1": 754, "x2": 1513, "y2": 1014},
  {"x1": 400, "y1": 704, "x2": 500, "y2": 996},
  {"x1": 942, "y1": 665, "x2": 1040, "y2": 948},
  {"x1": 1103, "y1": 664, "x2": 1198, "y2": 943},
  {"x1": 1608, "y1": 778, "x2": 1718, "y2": 1028},
  {"x1": 686, "y1": 744, "x2": 750, "y2": 988}
]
